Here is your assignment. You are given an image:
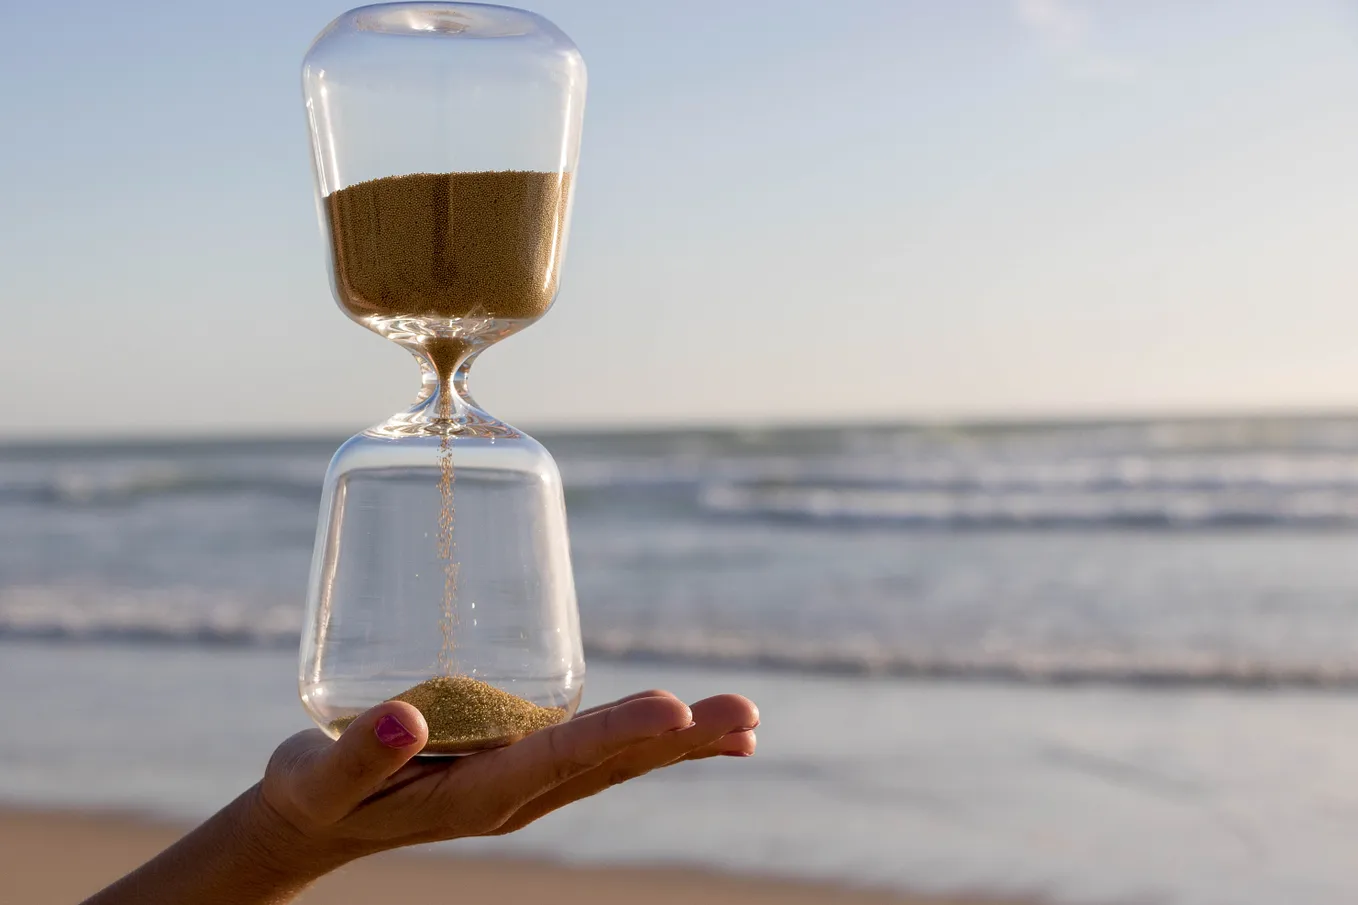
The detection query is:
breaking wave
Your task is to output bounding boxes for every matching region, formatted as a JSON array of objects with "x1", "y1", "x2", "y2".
[{"x1": 2, "y1": 593, "x2": 1353, "y2": 689}]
